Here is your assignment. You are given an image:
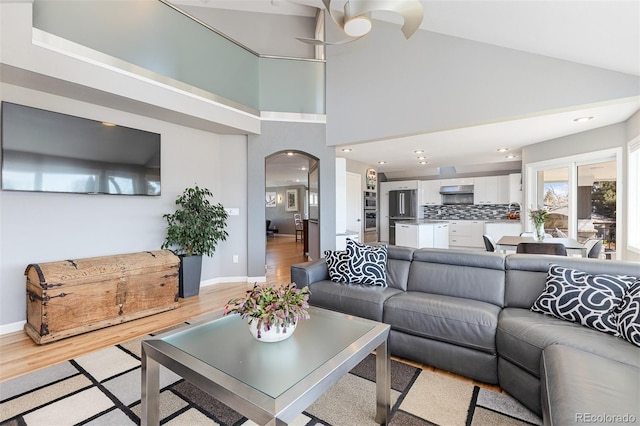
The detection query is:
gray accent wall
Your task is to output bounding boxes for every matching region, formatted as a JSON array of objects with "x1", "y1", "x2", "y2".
[
  {"x1": 266, "y1": 184, "x2": 308, "y2": 235},
  {"x1": 0, "y1": 83, "x2": 248, "y2": 327},
  {"x1": 248, "y1": 121, "x2": 335, "y2": 278}
]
